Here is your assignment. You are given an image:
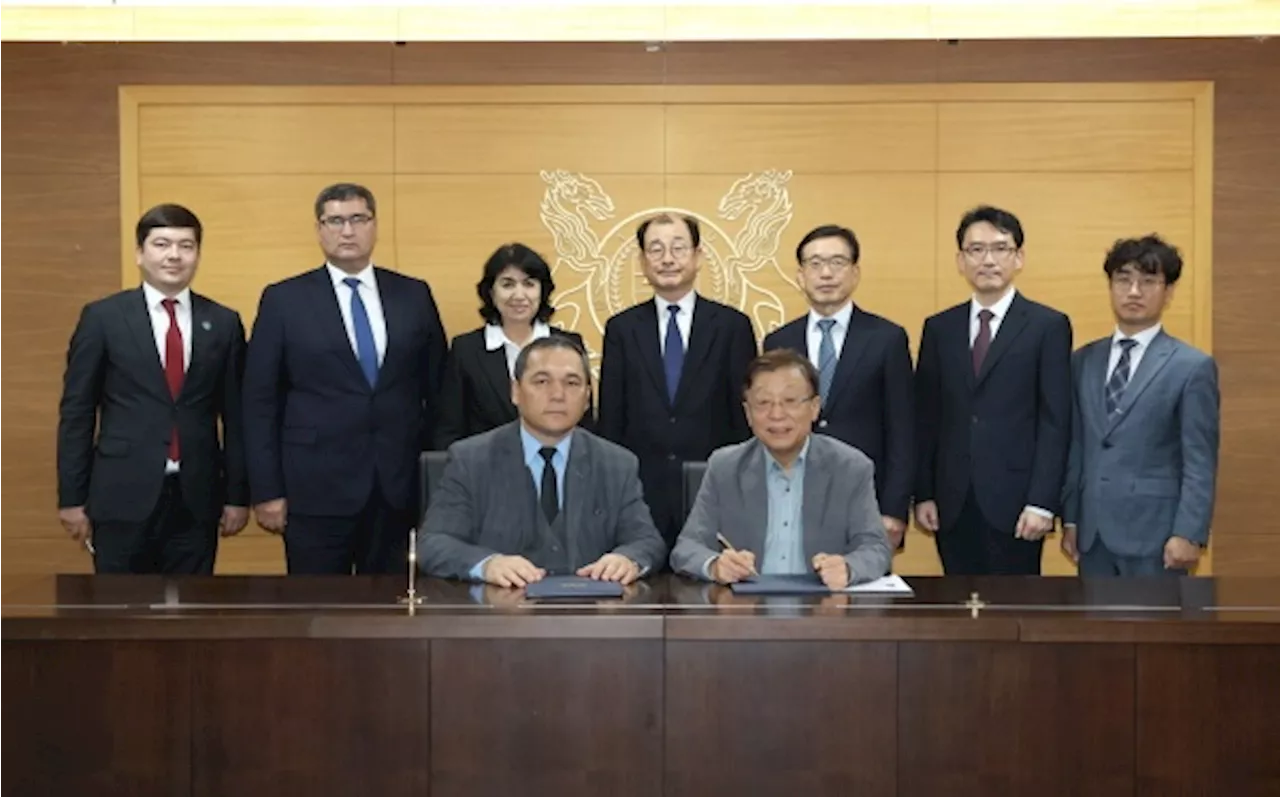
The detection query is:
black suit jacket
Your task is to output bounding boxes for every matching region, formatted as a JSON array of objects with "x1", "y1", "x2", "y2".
[
  {"x1": 433, "y1": 326, "x2": 594, "y2": 450},
  {"x1": 597, "y1": 295, "x2": 757, "y2": 539},
  {"x1": 243, "y1": 266, "x2": 448, "y2": 516},
  {"x1": 914, "y1": 292, "x2": 1072, "y2": 534},
  {"x1": 763, "y1": 305, "x2": 915, "y2": 521},
  {"x1": 57, "y1": 288, "x2": 248, "y2": 523}
]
